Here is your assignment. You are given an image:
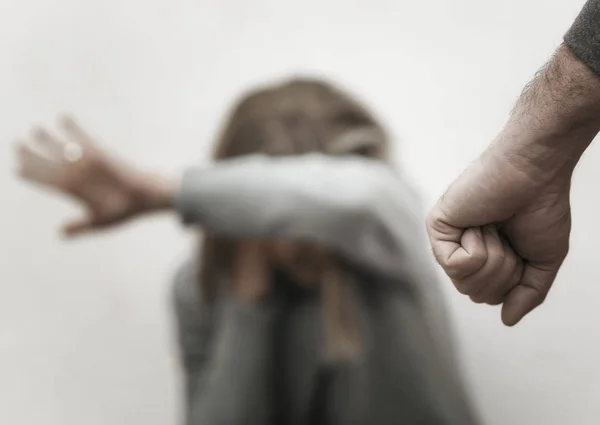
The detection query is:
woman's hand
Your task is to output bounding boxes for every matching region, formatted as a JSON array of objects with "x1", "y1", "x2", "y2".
[
  {"x1": 16, "y1": 116, "x2": 174, "y2": 237},
  {"x1": 234, "y1": 242, "x2": 272, "y2": 304}
]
